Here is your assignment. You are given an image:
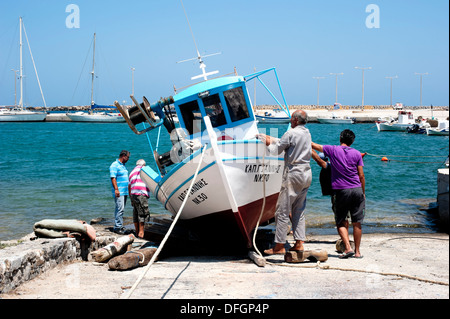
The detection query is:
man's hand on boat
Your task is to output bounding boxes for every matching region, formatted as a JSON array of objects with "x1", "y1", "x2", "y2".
[{"x1": 256, "y1": 133, "x2": 272, "y2": 146}]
